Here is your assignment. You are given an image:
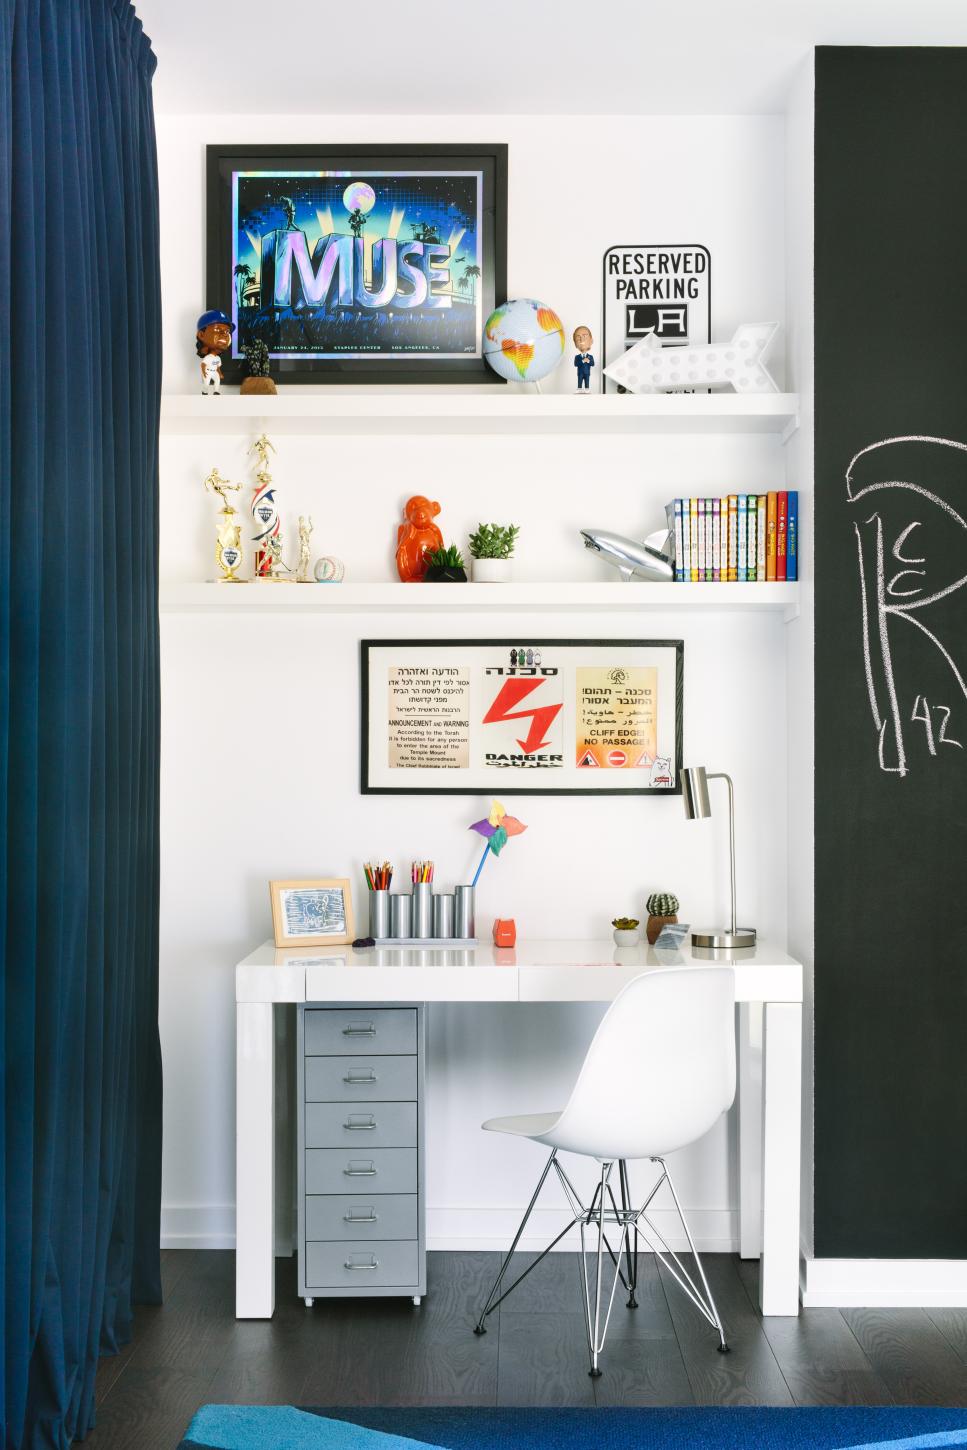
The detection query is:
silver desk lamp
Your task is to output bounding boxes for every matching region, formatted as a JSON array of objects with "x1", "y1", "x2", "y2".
[{"x1": 681, "y1": 766, "x2": 756, "y2": 950}]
